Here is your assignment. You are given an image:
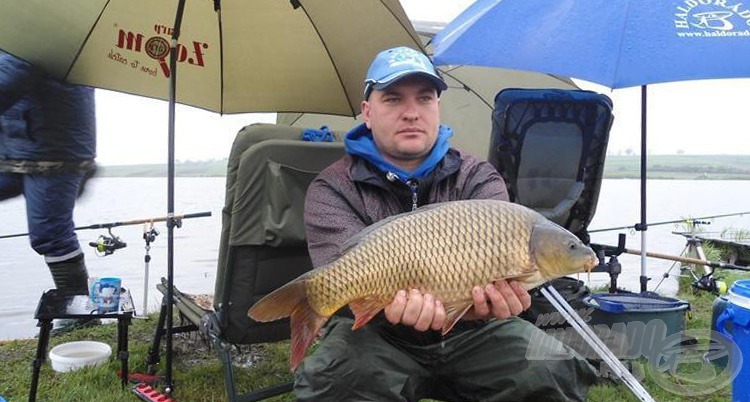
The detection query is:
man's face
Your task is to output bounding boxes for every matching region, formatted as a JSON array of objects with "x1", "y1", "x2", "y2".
[{"x1": 361, "y1": 75, "x2": 440, "y2": 169}]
